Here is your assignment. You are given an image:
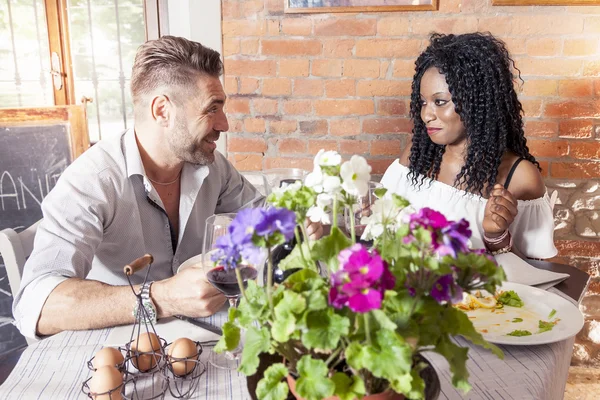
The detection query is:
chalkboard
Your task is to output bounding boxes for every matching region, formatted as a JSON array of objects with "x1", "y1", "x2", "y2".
[
  {"x1": 0, "y1": 125, "x2": 71, "y2": 231},
  {"x1": 0, "y1": 105, "x2": 89, "y2": 232}
]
